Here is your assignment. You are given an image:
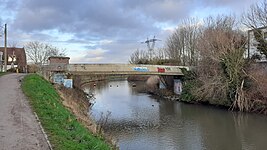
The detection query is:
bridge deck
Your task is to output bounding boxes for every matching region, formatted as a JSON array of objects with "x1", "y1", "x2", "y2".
[
  {"x1": 43, "y1": 64, "x2": 188, "y2": 76},
  {"x1": 68, "y1": 71, "x2": 183, "y2": 76}
]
